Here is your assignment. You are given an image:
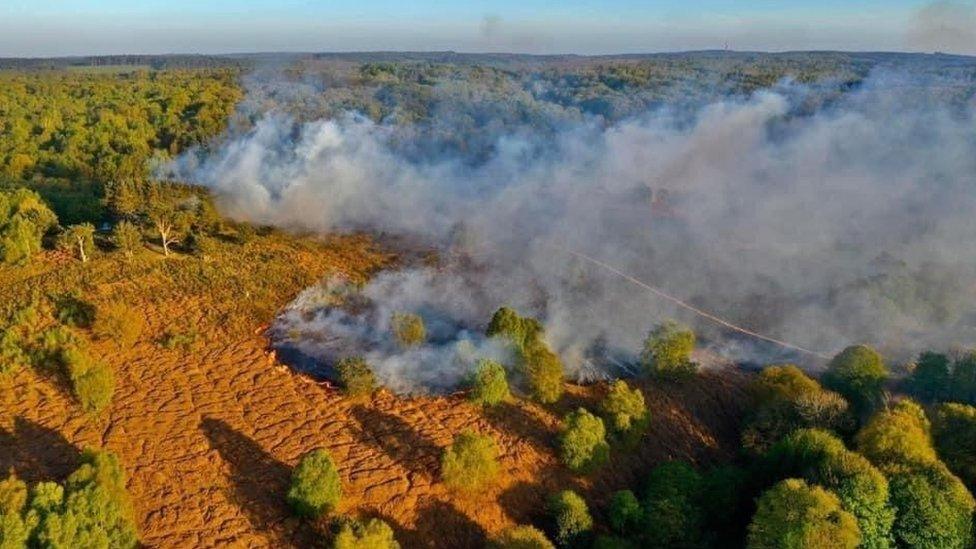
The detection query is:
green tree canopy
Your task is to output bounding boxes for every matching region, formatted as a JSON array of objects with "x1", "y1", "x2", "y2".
[
  {"x1": 287, "y1": 449, "x2": 342, "y2": 518},
  {"x1": 823, "y1": 345, "x2": 888, "y2": 415},
  {"x1": 747, "y1": 478, "x2": 860, "y2": 549}
]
